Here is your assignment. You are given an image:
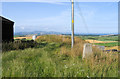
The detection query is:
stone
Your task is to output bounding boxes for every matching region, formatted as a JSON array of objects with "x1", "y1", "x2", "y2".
[{"x1": 82, "y1": 43, "x2": 93, "y2": 58}]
